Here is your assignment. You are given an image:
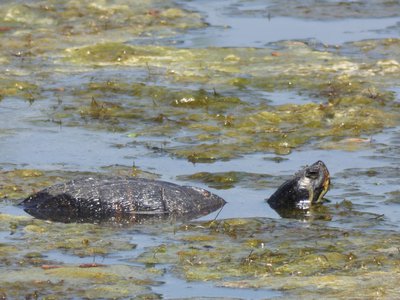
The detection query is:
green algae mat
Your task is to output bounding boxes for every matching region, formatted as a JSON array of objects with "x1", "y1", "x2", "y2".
[
  {"x1": 1, "y1": 211, "x2": 400, "y2": 298},
  {"x1": 1, "y1": 0, "x2": 400, "y2": 298},
  {"x1": 1, "y1": 1, "x2": 399, "y2": 162}
]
